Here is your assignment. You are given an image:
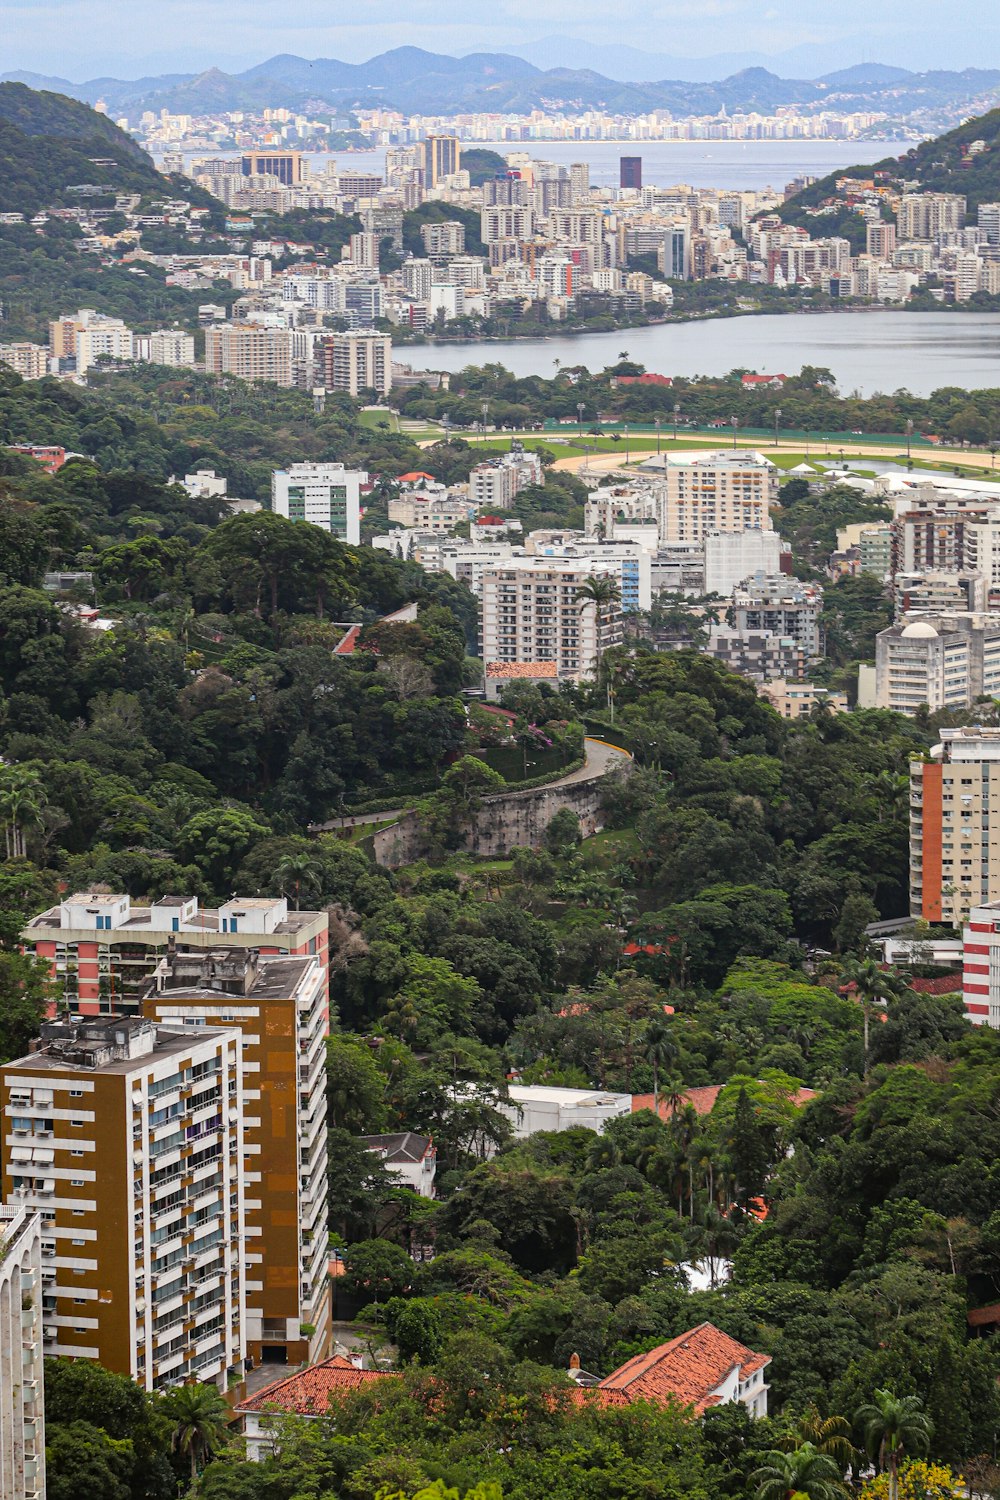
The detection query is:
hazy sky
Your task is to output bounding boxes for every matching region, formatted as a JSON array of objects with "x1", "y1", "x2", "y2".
[{"x1": 3, "y1": 0, "x2": 1000, "y2": 78}]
